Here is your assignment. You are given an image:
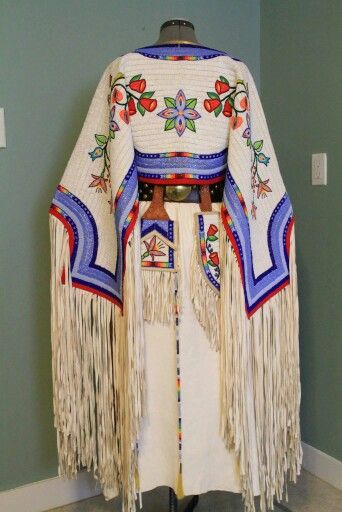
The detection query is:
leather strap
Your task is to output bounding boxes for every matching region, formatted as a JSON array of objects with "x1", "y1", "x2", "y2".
[
  {"x1": 199, "y1": 185, "x2": 212, "y2": 212},
  {"x1": 141, "y1": 184, "x2": 170, "y2": 220},
  {"x1": 142, "y1": 184, "x2": 214, "y2": 219}
]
